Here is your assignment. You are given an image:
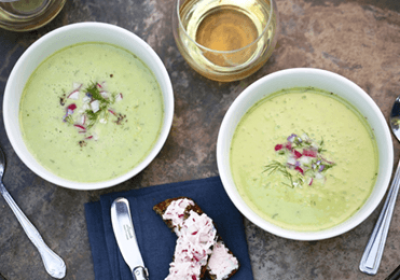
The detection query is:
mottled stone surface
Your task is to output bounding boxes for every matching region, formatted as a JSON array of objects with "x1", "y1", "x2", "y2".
[{"x1": 0, "y1": 0, "x2": 400, "y2": 279}]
